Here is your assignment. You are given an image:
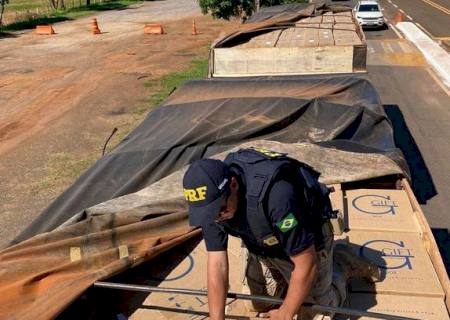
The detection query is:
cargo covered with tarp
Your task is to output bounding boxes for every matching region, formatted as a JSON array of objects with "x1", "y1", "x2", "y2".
[
  {"x1": 209, "y1": 3, "x2": 367, "y2": 77},
  {"x1": 0, "y1": 76, "x2": 413, "y2": 320}
]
